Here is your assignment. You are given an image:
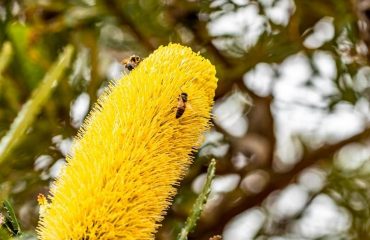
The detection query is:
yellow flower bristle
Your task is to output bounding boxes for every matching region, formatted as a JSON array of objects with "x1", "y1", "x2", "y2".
[
  {"x1": 37, "y1": 193, "x2": 47, "y2": 206},
  {"x1": 37, "y1": 43, "x2": 218, "y2": 240}
]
